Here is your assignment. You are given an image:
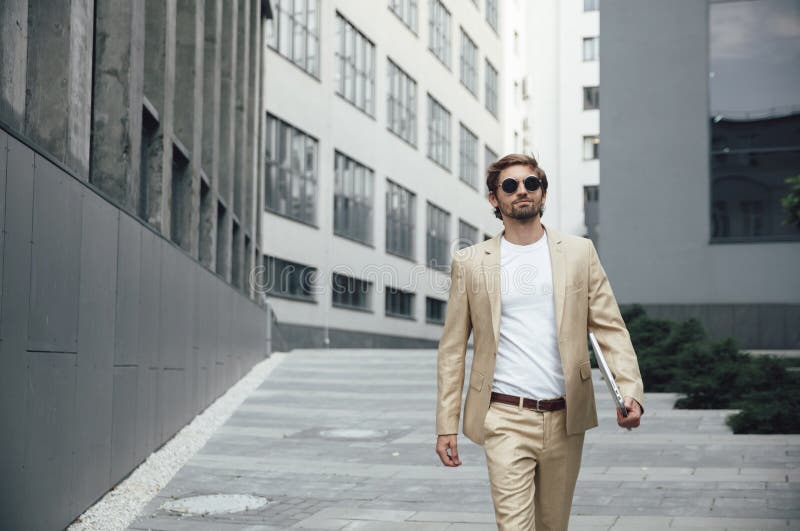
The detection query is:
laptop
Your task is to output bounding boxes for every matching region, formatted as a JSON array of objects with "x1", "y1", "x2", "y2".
[{"x1": 588, "y1": 332, "x2": 631, "y2": 429}]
